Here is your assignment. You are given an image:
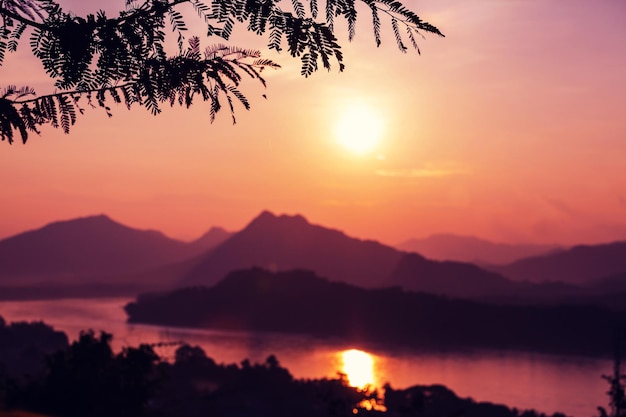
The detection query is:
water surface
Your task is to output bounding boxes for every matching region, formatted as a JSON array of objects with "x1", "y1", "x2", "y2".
[{"x1": 0, "y1": 298, "x2": 611, "y2": 417}]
